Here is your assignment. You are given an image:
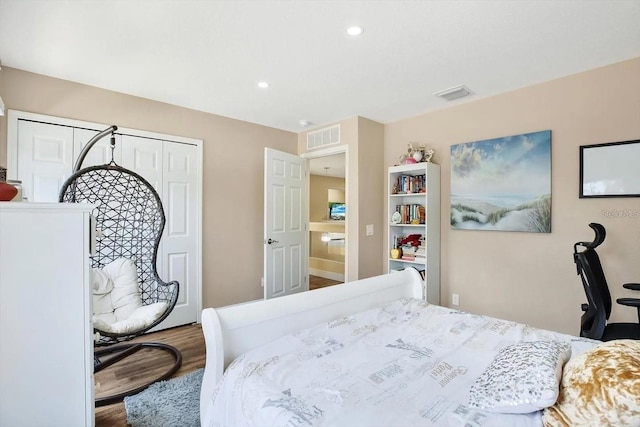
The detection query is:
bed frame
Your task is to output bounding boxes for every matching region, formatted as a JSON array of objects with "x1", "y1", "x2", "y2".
[{"x1": 200, "y1": 268, "x2": 423, "y2": 421}]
